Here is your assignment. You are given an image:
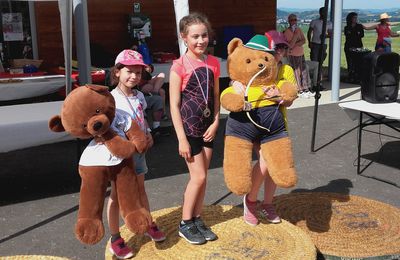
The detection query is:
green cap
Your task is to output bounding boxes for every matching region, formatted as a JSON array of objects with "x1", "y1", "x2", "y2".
[{"x1": 244, "y1": 34, "x2": 274, "y2": 52}]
